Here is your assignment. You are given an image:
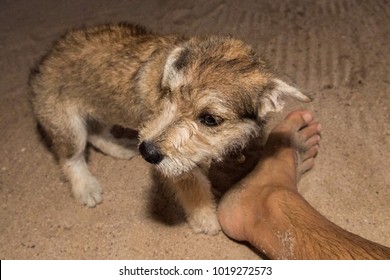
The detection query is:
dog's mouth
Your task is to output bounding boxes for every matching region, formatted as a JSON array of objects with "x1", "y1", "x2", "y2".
[
  {"x1": 151, "y1": 157, "x2": 195, "y2": 178},
  {"x1": 138, "y1": 138, "x2": 210, "y2": 177}
]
